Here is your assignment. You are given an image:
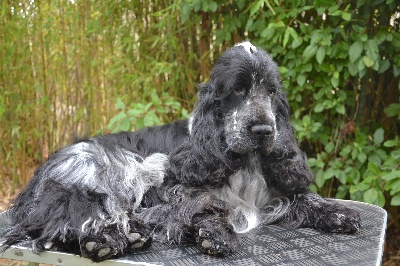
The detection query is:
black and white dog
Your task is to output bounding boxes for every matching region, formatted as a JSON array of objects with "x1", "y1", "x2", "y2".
[{"x1": 1, "y1": 42, "x2": 361, "y2": 262}]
